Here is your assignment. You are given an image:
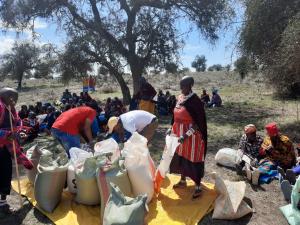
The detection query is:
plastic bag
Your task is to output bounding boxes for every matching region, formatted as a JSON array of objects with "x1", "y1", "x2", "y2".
[
  {"x1": 25, "y1": 144, "x2": 41, "y2": 184},
  {"x1": 103, "y1": 184, "x2": 147, "y2": 225},
  {"x1": 123, "y1": 132, "x2": 155, "y2": 203},
  {"x1": 34, "y1": 152, "x2": 69, "y2": 213},
  {"x1": 68, "y1": 147, "x2": 93, "y2": 193},
  {"x1": 97, "y1": 159, "x2": 133, "y2": 219},
  {"x1": 75, "y1": 156, "x2": 101, "y2": 205},
  {"x1": 154, "y1": 135, "x2": 179, "y2": 193},
  {"x1": 212, "y1": 173, "x2": 252, "y2": 220},
  {"x1": 280, "y1": 177, "x2": 300, "y2": 225},
  {"x1": 215, "y1": 148, "x2": 238, "y2": 168},
  {"x1": 94, "y1": 138, "x2": 120, "y2": 161}
]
